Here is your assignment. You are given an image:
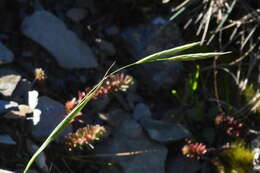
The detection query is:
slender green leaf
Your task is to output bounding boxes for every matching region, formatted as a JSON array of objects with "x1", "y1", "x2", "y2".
[
  {"x1": 135, "y1": 42, "x2": 201, "y2": 64},
  {"x1": 153, "y1": 52, "x2": 231, "y2": 62}
]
